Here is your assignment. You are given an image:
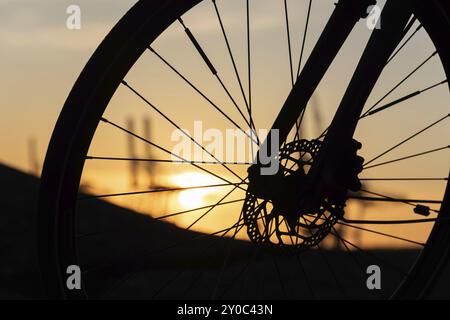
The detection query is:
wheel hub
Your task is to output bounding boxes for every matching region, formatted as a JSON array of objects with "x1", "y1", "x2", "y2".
[{"x1": 243, "y1": 139, "x2": 361, "y2": 249}]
